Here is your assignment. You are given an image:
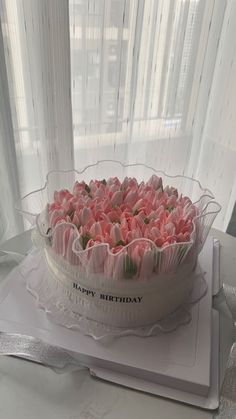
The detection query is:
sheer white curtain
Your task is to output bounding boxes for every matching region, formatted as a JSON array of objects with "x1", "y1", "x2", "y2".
[
  {"x1": 0, "y1": 0, "x2": 235, "y2": 241},
  {"x1": 0, "y1": 17, "x2": 23, "y2": 239},
  {"x1": 192, "y1": 0, "x2": 236, "y2": 230},
  {"x1": 69, "y1": 0, "x2": 231, "y2": 229},
  {"x1": 0, "y1": 0, "x2": 73, "y2": 240}
]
